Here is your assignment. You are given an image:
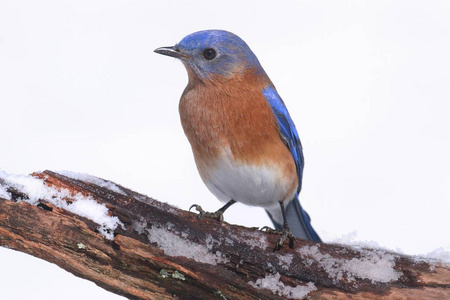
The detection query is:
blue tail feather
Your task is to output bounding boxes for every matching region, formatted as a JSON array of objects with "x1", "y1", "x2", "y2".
[{"x1": 266, "y1": 197, "x2": 322, "y2": 243}]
